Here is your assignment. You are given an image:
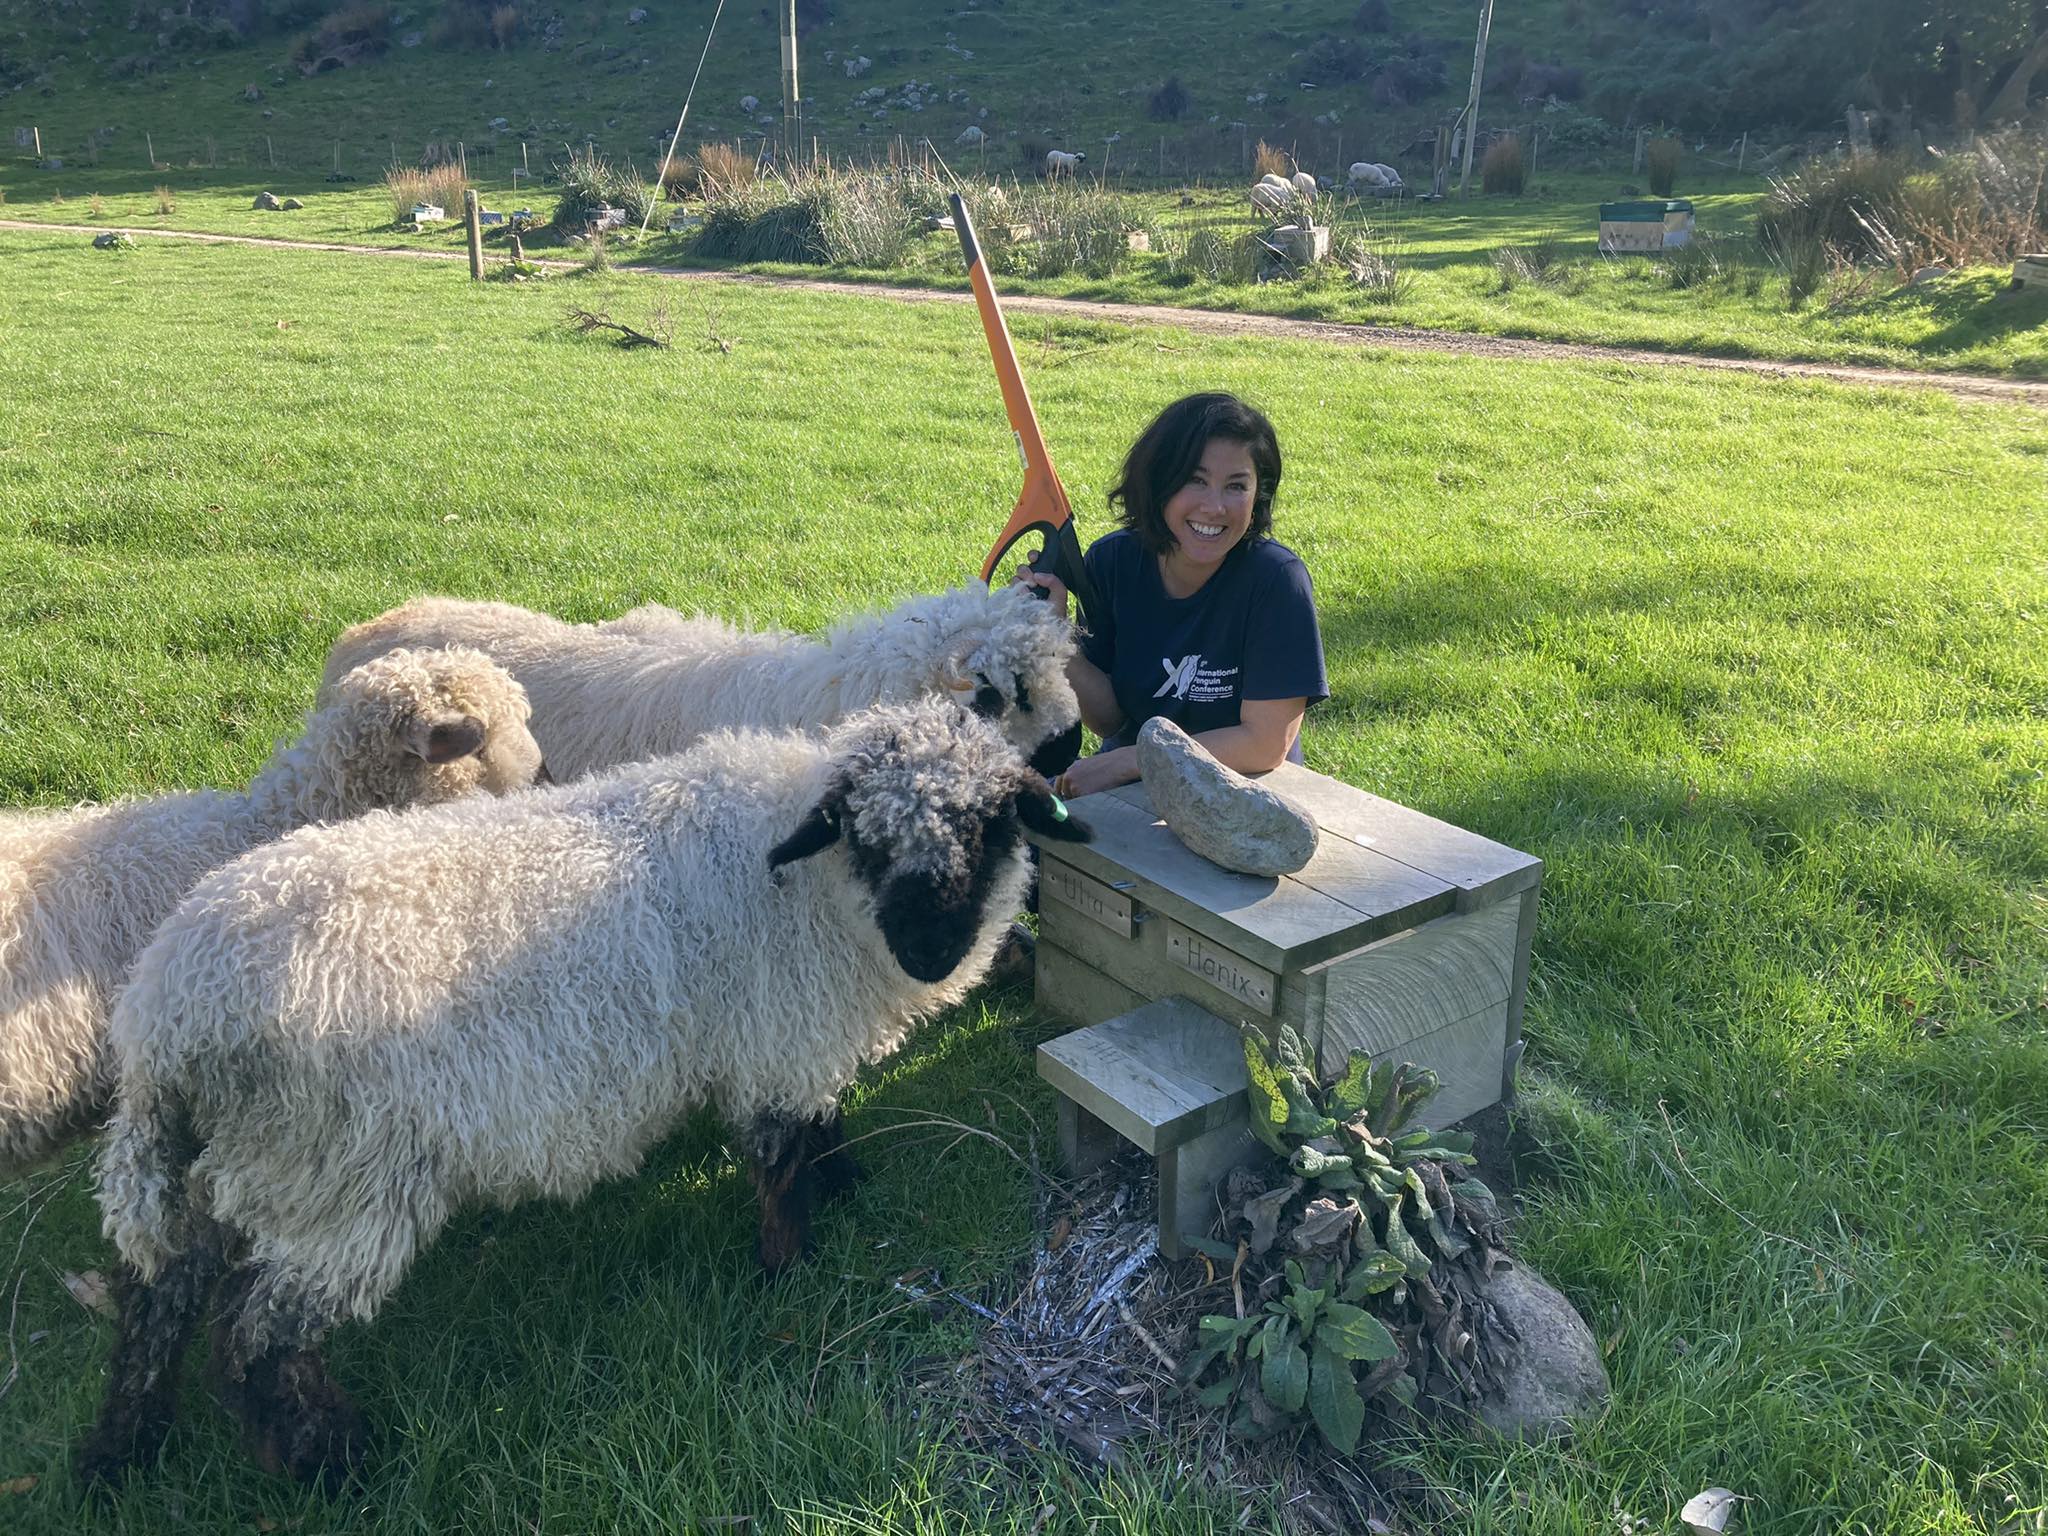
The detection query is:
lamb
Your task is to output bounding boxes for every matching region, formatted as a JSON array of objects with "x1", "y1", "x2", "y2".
[
  {"x1": 1347, "y1": 160, "x2": 1403, "y2": 191},
  {"x1": 1044, "y1": 148, "x2": 1086, "y2": 176},
  {"x1": 1252, "y1": 172, "x2": 1304, "y2": 216},
  {"x1": 1289, "y1": 170, "x2": 1319, "y2": 200},
  {"x1": 0, "y1": 647, "x2": 544, "y2": 1179},
  {"x1": 80, "y1": 698, "x2": 1088, "y2": 1490},
  {"x1": 317, "y1": 581, "x2": 1083, "y2": 784}
]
